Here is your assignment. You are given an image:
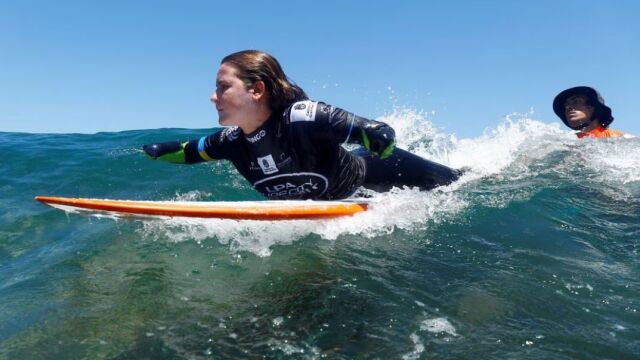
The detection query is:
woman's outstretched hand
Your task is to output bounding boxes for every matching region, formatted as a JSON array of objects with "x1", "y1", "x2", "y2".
[{"x1": 142, "y1": 141, "x2": 186, "y2": 163}]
